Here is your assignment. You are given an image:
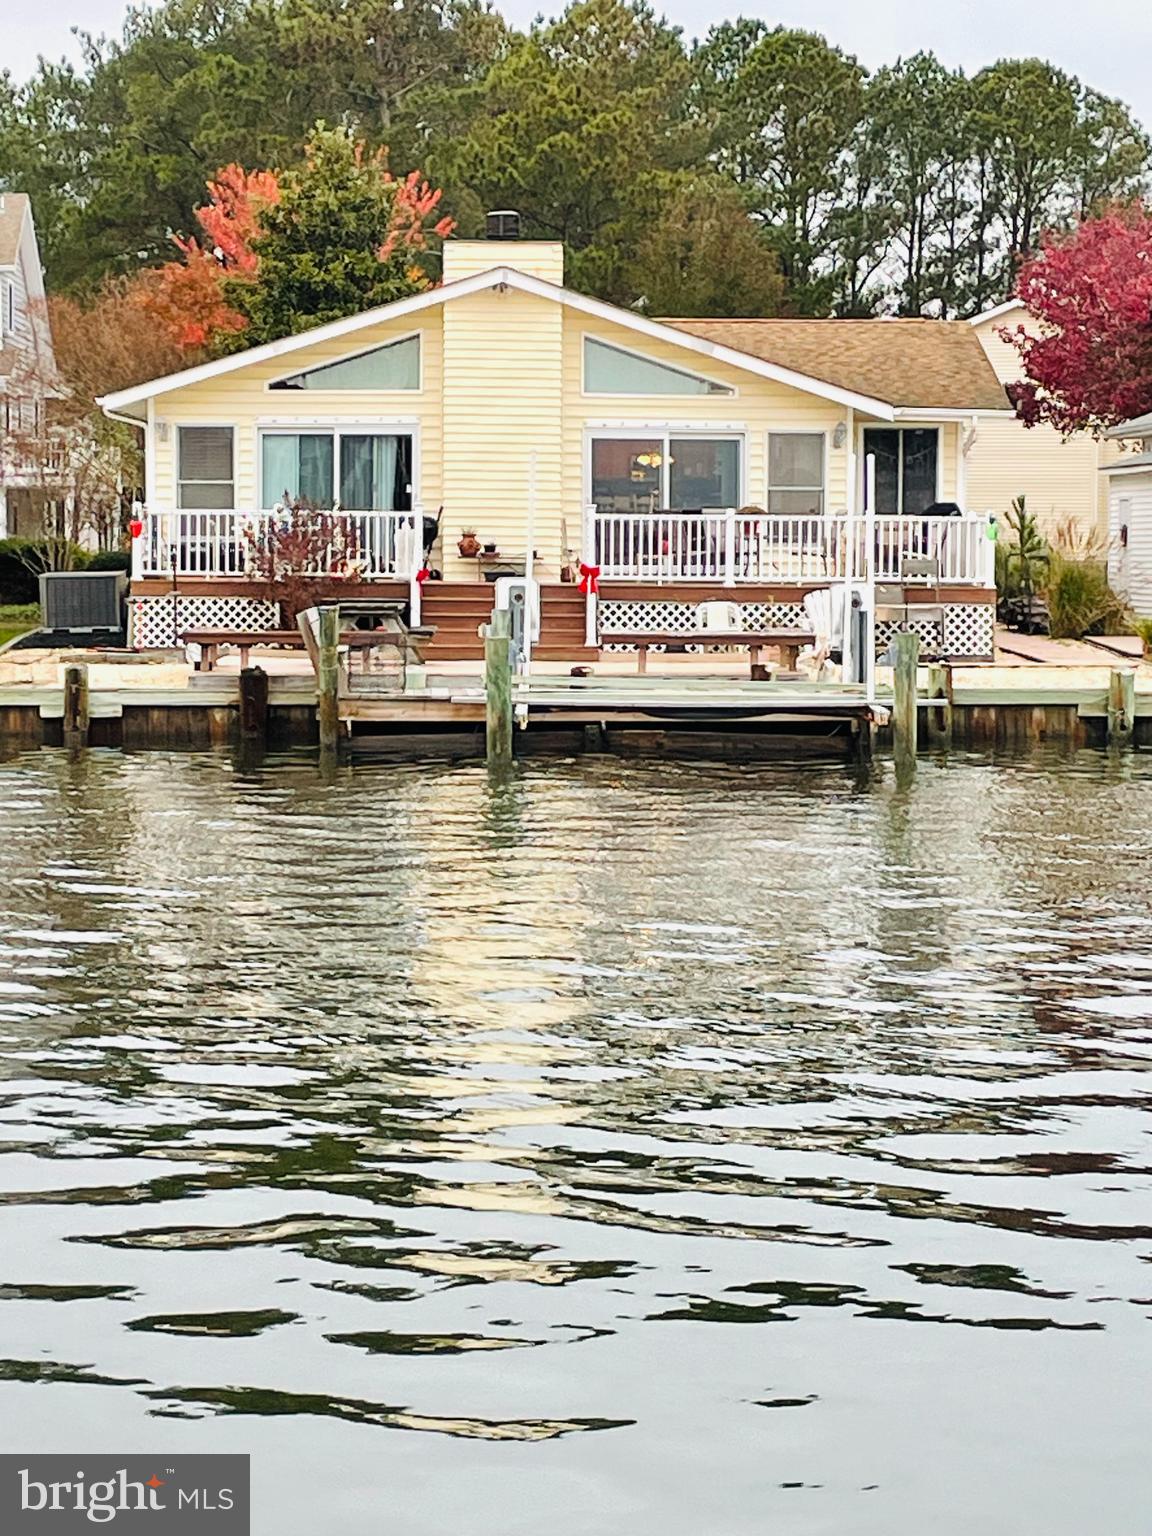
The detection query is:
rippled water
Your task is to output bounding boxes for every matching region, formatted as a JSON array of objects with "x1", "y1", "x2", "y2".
[{"x1": 1, "y1": 748, "x2": 1151, "y2": 1534}]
